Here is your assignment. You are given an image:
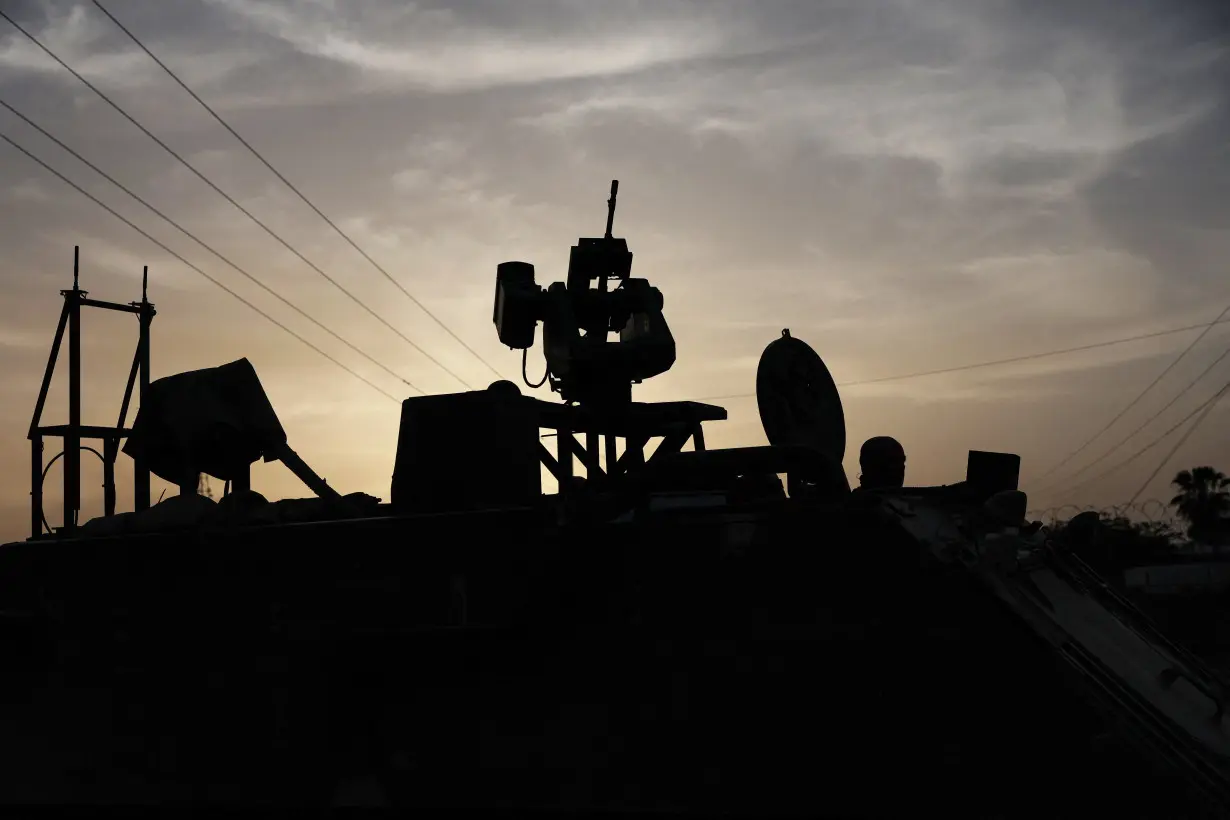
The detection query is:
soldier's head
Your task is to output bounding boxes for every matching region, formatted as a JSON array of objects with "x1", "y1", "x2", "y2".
[{"x1": 859, "y1": 436, "x2": 906, "y2": 489}]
